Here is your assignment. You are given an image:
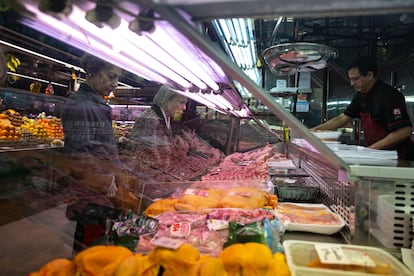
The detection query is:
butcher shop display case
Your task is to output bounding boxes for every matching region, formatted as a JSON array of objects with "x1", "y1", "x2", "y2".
[{"x1": 2, "y1": 0, "x2": 414, "y2": 275}]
